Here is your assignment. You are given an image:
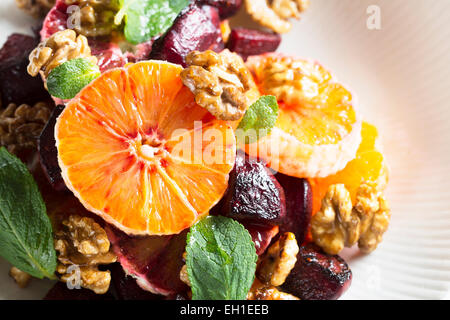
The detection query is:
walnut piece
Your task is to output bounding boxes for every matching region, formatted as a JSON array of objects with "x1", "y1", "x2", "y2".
[
  {"x1": 247, "y1": 279, "x2": 299, "y2": 300},
  {"x1": 311, "y1": 183, "x2": 391, "y2": 255},
  {"x1": 15, "y1": 0, "x2": 55, "y2": 18},
  {"x1": 9, "y1": 267, "x2": 32, "y2": 288},
  {"x1": 65, "y1": 0, "x2": 119, "y2": 38},
  {"x1": 28, "y1": 29, "x2": 97, "y2": 78},
  {"x1": 181, "y1": 49, "x2": 253, "y2": 121},
  {"x1": 0, "y1": 102, "x2": 51, "y2": 155},
  {"x1": 245, "y1": 0, "x2": 309, "y2": 33},
  {"x1": 54, "y1": 215, "x2": 116, "y2": 294},
  {"x1": 257, "y1": 232, "x2": 299, "y2": 286}
]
